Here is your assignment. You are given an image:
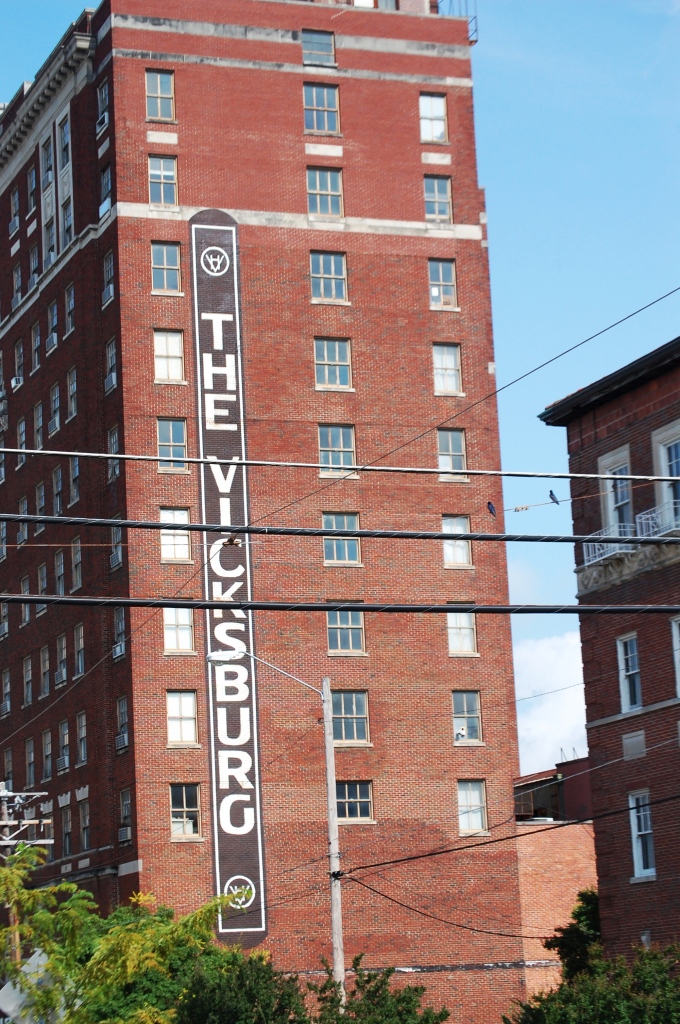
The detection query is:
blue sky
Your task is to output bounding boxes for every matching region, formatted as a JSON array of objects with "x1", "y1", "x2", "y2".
[{"x1": 3, "y1": 1, "x2": 680, "y2": 769}]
